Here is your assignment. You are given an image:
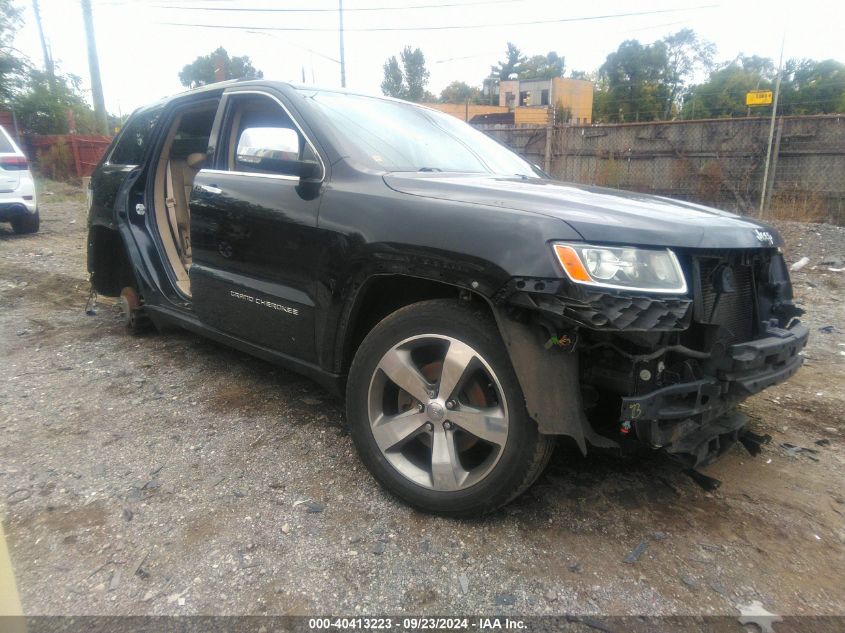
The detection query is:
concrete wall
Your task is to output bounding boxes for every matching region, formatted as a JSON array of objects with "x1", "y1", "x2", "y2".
[{"x1": 475, "y1": 115, "x2": 845, "y2": 223}]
